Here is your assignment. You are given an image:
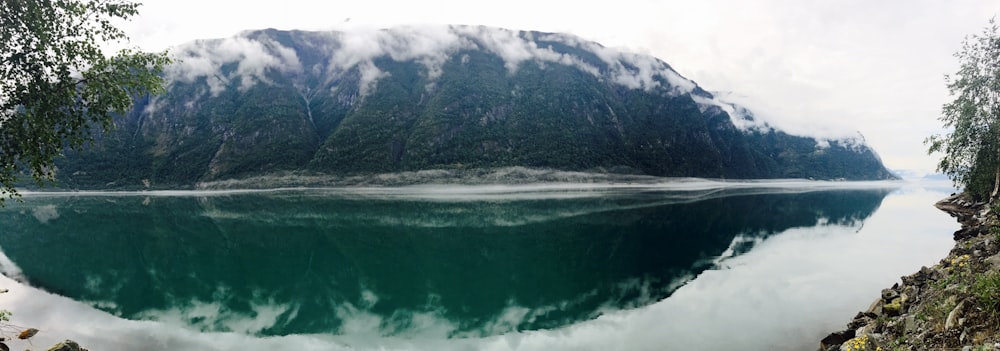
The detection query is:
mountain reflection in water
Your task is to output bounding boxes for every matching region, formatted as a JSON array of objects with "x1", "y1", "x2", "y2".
[{"x1": 0, "y1": 184, "x2": 893, "y2": 338}]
